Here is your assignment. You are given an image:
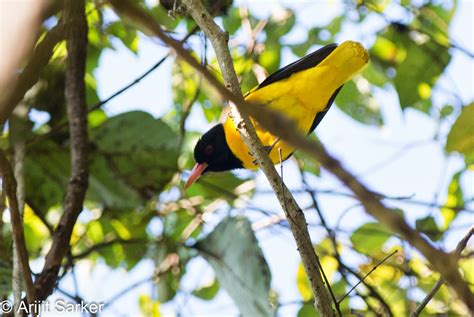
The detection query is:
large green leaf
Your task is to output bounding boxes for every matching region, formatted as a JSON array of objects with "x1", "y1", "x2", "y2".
[
  {"x1": 383, "y1": 26, "x2": 451, "y2": 110},
  {"x1": 91, "y1": 111, "x2": 179, "y2": 208},
  {"x1": 25, "y1": 111, "x2": 179, "y2": 212},
  {"x1": 350, "y1": 222, "x2": 392, "y2": 255},
  {"x1": 195, "y1": 216, "x2": 274, "y2": 317},
  {"x1": 25, "y1": 140, "x2": 70, "y2": 211}
]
